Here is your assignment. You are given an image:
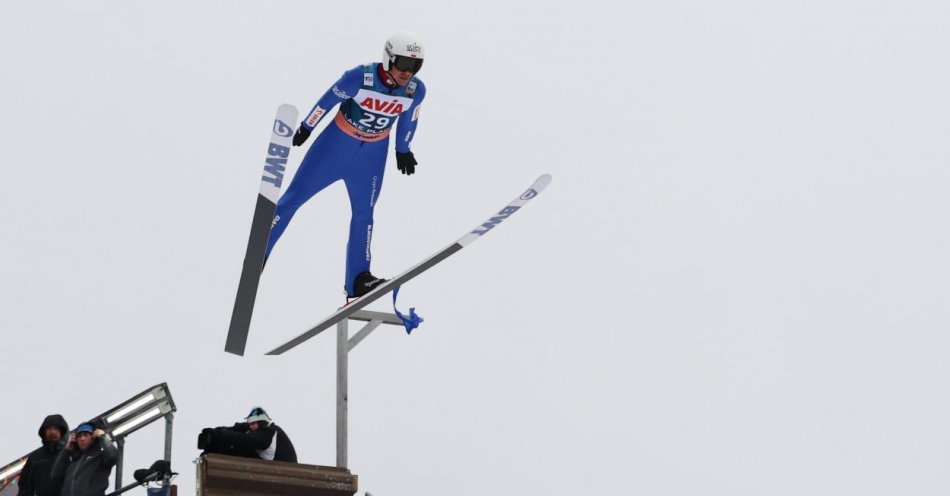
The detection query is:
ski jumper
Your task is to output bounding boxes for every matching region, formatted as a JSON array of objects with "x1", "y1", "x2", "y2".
[{"x1": 265, "y1": 63, "x2": 426, "y2": 295}]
